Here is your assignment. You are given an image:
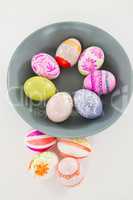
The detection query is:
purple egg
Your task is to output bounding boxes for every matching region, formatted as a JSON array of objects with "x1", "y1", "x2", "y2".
[{"x1": 73, "y1": 89, "x2": 103, "y2": 119}]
